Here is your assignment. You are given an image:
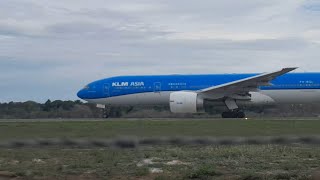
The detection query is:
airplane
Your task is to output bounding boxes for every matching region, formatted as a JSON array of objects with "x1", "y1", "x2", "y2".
[{"x1": 77, "y1": 67, "x2": 320, "y2": 118}]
